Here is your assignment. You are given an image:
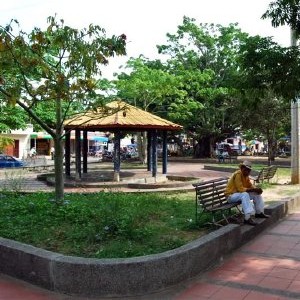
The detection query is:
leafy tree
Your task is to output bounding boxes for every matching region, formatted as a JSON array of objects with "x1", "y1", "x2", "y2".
[
  {"x1": 261, "y1": 1, "x2": 300, "y2": 100},
  {"x1": 262, "y1": 0, "x2": 300, "y2": 34},
  {"x1": 114, "y1": 56, "x2": 186, "y2": 162},
  {"x1": 262, "y1": 0, "x2": 300, "y2": 183},
  {"x1": 0, "y1": 102, "x2": 28, "y2": 156},
  {"x1": 232, "y1": 32, "x2": 295, "y2": 162},
  {"x1": 0, "y1": 16, "x2": 126, "y2": 202},
  {"x1": 237, "y1": 35, "x2": 300, "y2": 99},
  {"x1": 235, "y1": 91, "x2": 290, "y2": 163},
  {"x1": 240, "y1": 9, "x2": 300, "y2": 165},
  {"x1": 115, "y1": 56, "x2": 186, "y2": 112},
  {"x1": 157, "y1": 17, "x2": 249, "y2": 157},
  {"x1": 0, "y1": 105, "x2": 28, "y2": 132},
  {"x1": 157, "y1": 16, "x2": 294, "y2": 159}
]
